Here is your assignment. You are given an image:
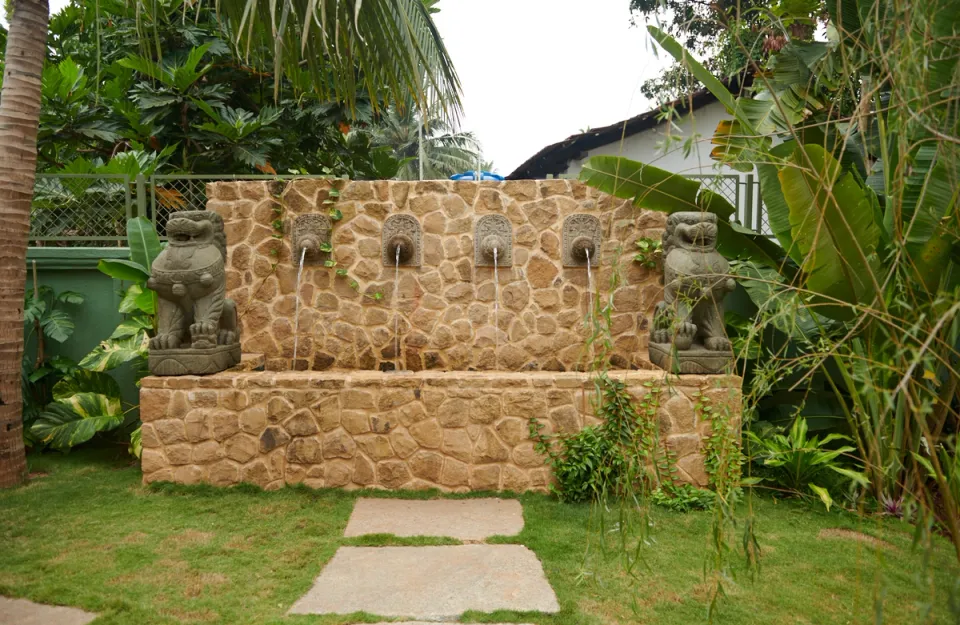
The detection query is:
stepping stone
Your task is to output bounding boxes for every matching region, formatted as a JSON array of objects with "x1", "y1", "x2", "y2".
[
  {"x1": 289, "y1": 545, "x2": 560, "y2": 619},
  {"x1": 344, "y1": 498, "x2": 523, "y2": 541},
  {"x1": 0, "y1": 597, "x2": 97, "y2": 625}
]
